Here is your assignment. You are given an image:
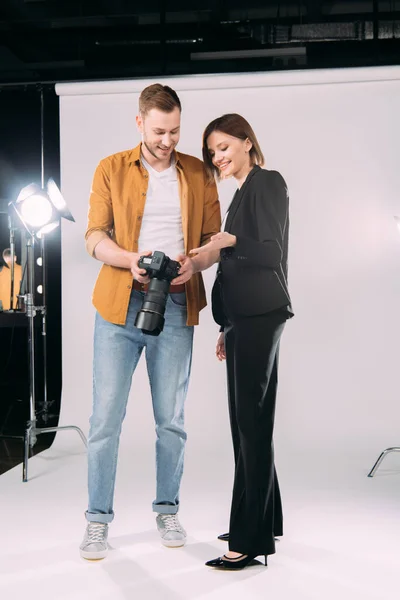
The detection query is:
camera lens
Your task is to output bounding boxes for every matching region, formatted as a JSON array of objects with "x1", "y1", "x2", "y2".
[
  {"x1": 134, "y1": 252, "x2": 183, "y2": 336},
  {"x1": 134, "y1": 278, "x2": 170, "y2": 335}
]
